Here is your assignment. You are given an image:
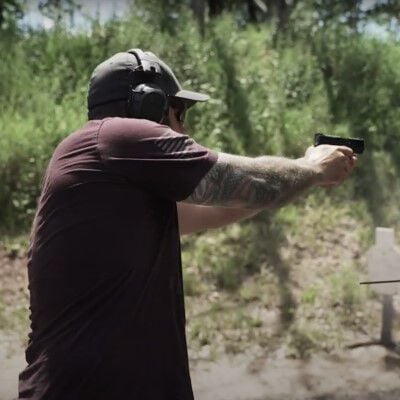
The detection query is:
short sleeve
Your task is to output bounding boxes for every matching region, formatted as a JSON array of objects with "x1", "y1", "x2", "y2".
[{"x1": 97, "y1": 117, "x2": 218, "y2": 201}]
